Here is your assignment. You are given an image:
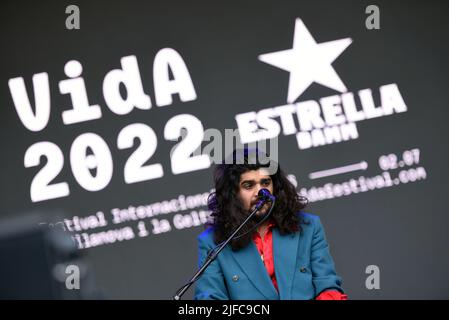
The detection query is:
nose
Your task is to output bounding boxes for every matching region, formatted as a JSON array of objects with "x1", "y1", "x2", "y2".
[{"x1": 253, "y1": 184, "x2": 263, "y2": 200}]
